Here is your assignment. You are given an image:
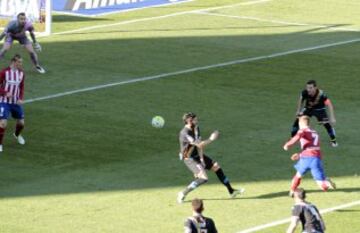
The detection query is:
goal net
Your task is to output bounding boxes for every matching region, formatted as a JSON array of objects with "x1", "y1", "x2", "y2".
[{"x1": 0, "y1": 0, "x2": 52, "y2": 36}]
